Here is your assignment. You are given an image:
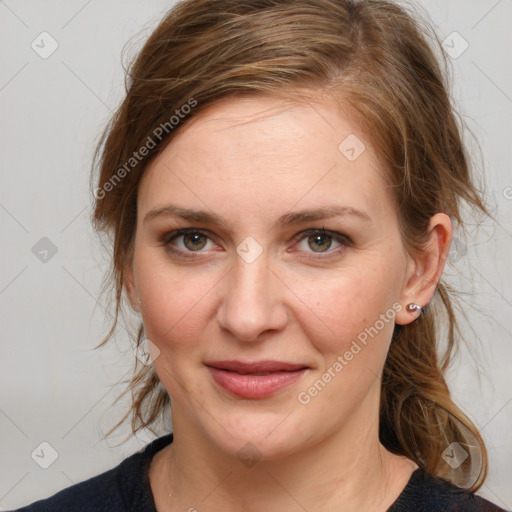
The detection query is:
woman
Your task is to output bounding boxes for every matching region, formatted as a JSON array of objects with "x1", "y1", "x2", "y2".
[{"x1": 12, "y1": 0, "x2": 506, "y2": 510}]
